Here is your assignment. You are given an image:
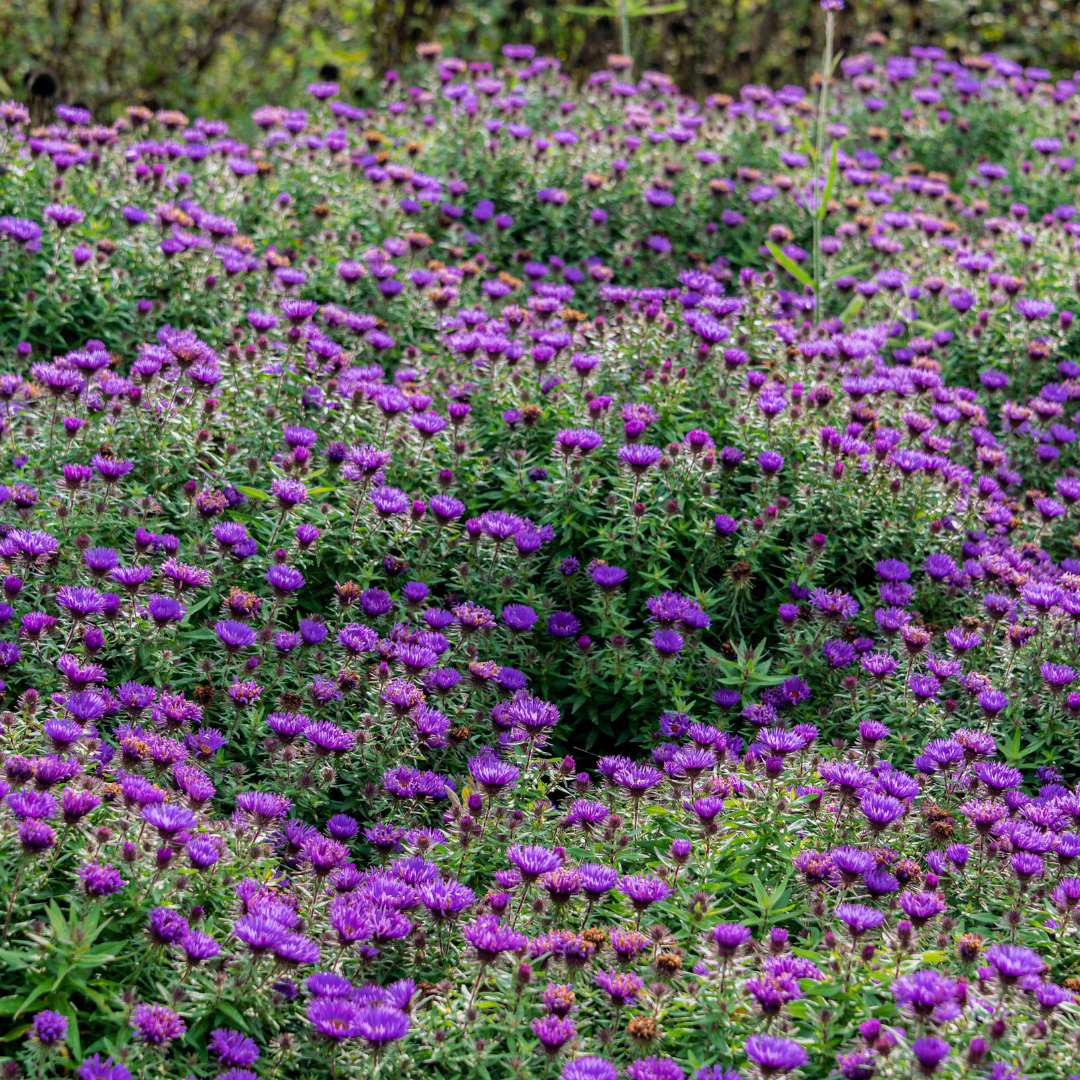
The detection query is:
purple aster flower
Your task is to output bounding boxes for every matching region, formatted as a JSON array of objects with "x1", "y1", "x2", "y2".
[
  {"x1": 303, "y1": 719, "x2": 353, "y2": 754},
  {"x1": 355, "y1": 1003, "x2": 409, "y2": 1049},
  {"x1": 591, "y1": 967, "x2": 639, "y2": 1006},
  {"x1": 111, "y1": 564, "x2": 155, "y2": 594},
  {"x1": 266, "y1": 564, "x2": 305, "y2": 595},
  {"x1": 30, "y1": 1010, "x2": 68, "y2": 1046},
  {"x1": 547, "y1": 612, "x2": 581, "y2": 637},
  {"x1": 76, "y1": 1055, "x2": 130, "y2": 1080},
  {"x1": 470, "y1": 751, "x2": 520, "y2": 795},
  {"x1": 9, "y1": 790, "x2": 60, "y2": 820},
  {"x1": 236, "y1": 790, "x2": 292, "y2": 825},
  {"x1": 18, "y1": 819, "x2": 56, "y2": 853},
  {"x1": 215, "y1": 619, "x2": 256, "y2": 654},
  {"x1": 273, "y1": 932, "x2": 321, "y2": 967},
  {"x1": 77, "y1": 860, "x2": 124, "y2": 897},
  {"x1": 55, "y1": 585, "x2": 106, "y2": 619},
  {"x1": 858, "y1": 720, "x2": 890, "y2": 746},
  {"x1": 618, "y1": 444, "x2": 663, "y2": 474},
  {"x1": 822, "y1": 639, "x2": 855, "y2": 667},
  {"x1": 833, "y1": 1054, "x2": 873, "y2": 1080},
  {"x1": 911, "y1": 1038, "x2": 950, "y2": 1076},
  {"x1": 141, "y1": 803, "x2": 196, "y2": 840},
  {"x1": 892, "y1": 969, "x2": 958, "y2": 1016},
  {"x1": 651, "y1": 628, "x2": 683, "y2": 657},
  {"x1": 860, "y1": 652, "x2": 897, "y2": 682},
  {"x1": 983, "y1": 944, "x2": 1044, "y2": 984},
  {"x1": 43, "y1": 718, "x2": 82, "y2": 752},
  {"x1": 860, "y1": 793, "x2": 904, "y2": 831},
  {"x1": 428, "y1": 495, "x2": 465, "y2": 524},
  {"x1": 810, "y1": 588, "x2": 859, "y2": 621},
  {"x1": 147, "y1": 906, "x2": 187, "y2": 946},
  {"x1": 337, "y1": 622, "x2": 378, "y2": 656},
  {"x1": 757, "y1": 451, "x2": 784, "y2": 476},
  {"x1": 945, "y1": 626, "x2": 981, "y2": 652},
  {"x1": 1035, "y1": 982, "x2": 1071, "y2": 1011},
  {"x1": 619, "y1": 872, "x2": 674, "y2": 911},
  {"x1": 909, "y1": 674, "x2": 940, "y2": 701},
  {"x1": 744, "y1": 1034, "x2": 808, "y2": 1076},
  {"x1": 531, "y1": 1014, "x2": 576, "y2": 1053},
  {"x1": 130, "y1": 1004, "x2": 185, "y2": 1044},
  {"x1": 626, "y1": 1059, "x2": 686, "y2": 1080},
  {"x1": 579, "y1": 863, "x2": 618, "y2": 900},
  {"x1": 973, "y1": 761, "x2": 1023, "y2": 795},
  {"x1": 712, "y1": 922, "x2": 753, "y2": 958},
  {"x1": 370, "y1": 486, "x2": 410, "y2": 518},
  {"x1": 307, "y1": 996, "x2": 363, "y2": 1041},
  {"x1": 608, "y1": 928, "x2": 651, "y2": 962},
  {"x1": 1041, "y1": 662, "x2": 1076, "y2": 691},
  {"x1": 864, "y1": 869, "x2": 899, "y2": 896},
  {"x1": 234, "y1": 913, "x2": 288, "y2": 956},
  {"x1": 44, "y1": 203, "x2": 84, "y2": 228},
  {"x1": 714, "y1": 689, "x2": 742, "y2": 710},
  {"x1": 418, "y1": 877, "x2": 475, "y2": 919},
  {"x1": 505, "y1": 693, "x2": 560, "y2": 737},
  {"x1": 83, "y1": 547, "x2": 119, "y2": 577},
  {"x1": 563, "y1": 1059, "x2": 619, "y2": 1080},
  {"x1": 615, "y1": 762, "x2": 664, "y2": 799},
  {"x1": 876, "y1": 558, "x2": 911, "y2": 582},
  {"x1": 209, "y1": 1029, "x2": 260, "y2": 1067},
  {"x1": 1015, "y1": 298, "x2": 1055, "y2": 321},
  {"x1": 186, "y1": 836, "x2": 222, "y2": 869},
  {"x1": 745, "y1": 970, "x2": 804, "y2": 1015},
  {"x1": 591, "y1": 565, "x2": 627, "y2": 591},
  {"x1": 307, "y1": 972, "x2": 353, "y2": 998},
  {"x1": 508, "y1": 843, "x2": 563, "y2": 883},
  {"x1": 462, "y1": 916, "x2": 528, "y2": 963},
  {"x1": 829, "y1": 845, "x2": 875, "y2": 884},
  {"x1": 898, "y1": 891, "x2": 946, "y2": 927},
  {"x1": 835, "y1": 903, "x2": 886, "y2": 938},
  {"x1": 141, "y1": 596, "x2": 185, "y2": 630},
  {"x1": 90, "y1": 454, "x2": 133, "y2": 481}
]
